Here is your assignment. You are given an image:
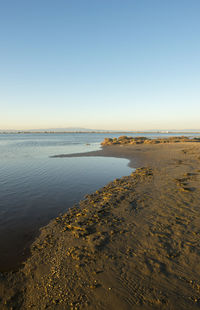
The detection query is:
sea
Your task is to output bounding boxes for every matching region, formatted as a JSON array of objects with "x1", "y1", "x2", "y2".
[{"x1": 0, "y1": 132, "x2": 199, "y2": 271}]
